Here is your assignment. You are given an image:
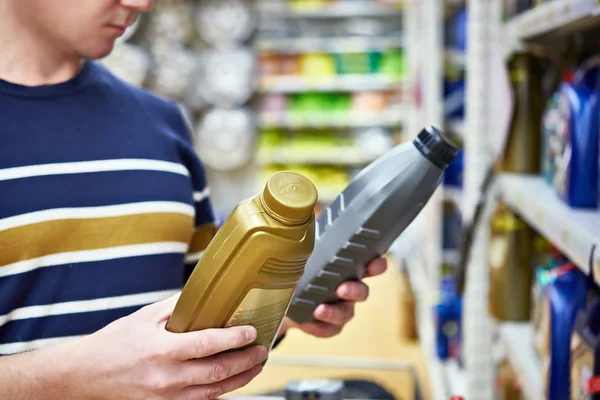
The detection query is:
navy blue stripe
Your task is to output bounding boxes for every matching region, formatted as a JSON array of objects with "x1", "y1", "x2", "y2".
[
  {"x1": 0, "y1": 253, "x2": 186, "y2": 315},
  {"x1": 0, "y1": 305, "x2": 142, "y2": 344},
  {"x1": 195, "y1": 198, "x2": 215, "y2": 227},
  {"x1": 0, "y1": 170, "x2": 195, "y2": 219}
]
